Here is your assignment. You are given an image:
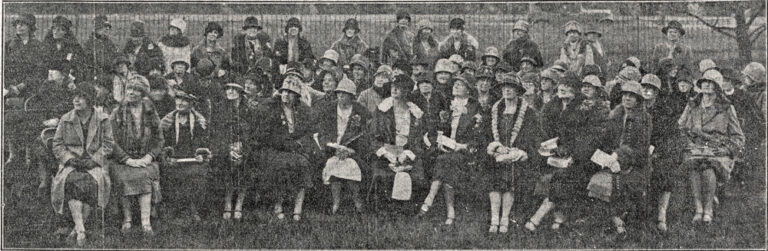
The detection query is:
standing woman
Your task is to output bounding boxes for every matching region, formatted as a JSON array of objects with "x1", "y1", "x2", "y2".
[
  {"x1": 51, "y1": 85, "x2": 113, "y2": 246},
  {"x1": 109, "y1": 75, "x2": 164, "y2": 236},
  {"x1": 678, "y1": 70, "x2": 744, "y2": 225},
  {"x1": 438, "y1": 18, "x2": 479, "y2": 62},
  {"x1": 255, "y1": 78, "x2": 314, "y2": 221},
  {"x1": 413, "y1": 19, "x2": 439, "y2": 70},
  {"x1": 559, "y1": 21, "x2": 594, "y2": 76},
  {"x1": 484, "y1": 74, "x2": 544, "y2": 233},
  {"x1": 416, "y1": 76, "x2": 483, "y2": 226},
  {"x1": 330, "y1": 18, "x2": 368, "y2": 67},
  {"x1": 503, "y1": 20, "x2": 543, "y2": 73},
  {"x1": 43, "y1": 16, "x2": 86, "y2": 82},
  {"x1": 668, "y1": 69, "x2": 695, "y2": 116},
  {"x1": 191, "y1": 22, "x2": 231, "y2": 79},
  {"x1": 158, "y1": 18, "x2": 192, "y2": 74}
]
